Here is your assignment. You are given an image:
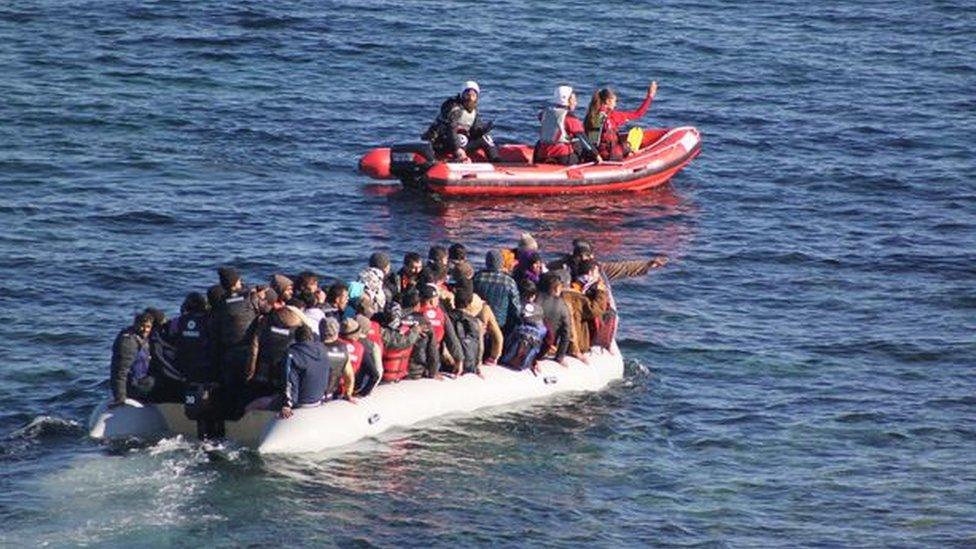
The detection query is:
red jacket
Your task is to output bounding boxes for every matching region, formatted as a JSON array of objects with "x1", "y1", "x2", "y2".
[
  {"x1": 591, "y1": 93, "x2": 653, "y2": 159},
  {"x1": 537, "y1": 107, "x2": 586, "y2": 160}
]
